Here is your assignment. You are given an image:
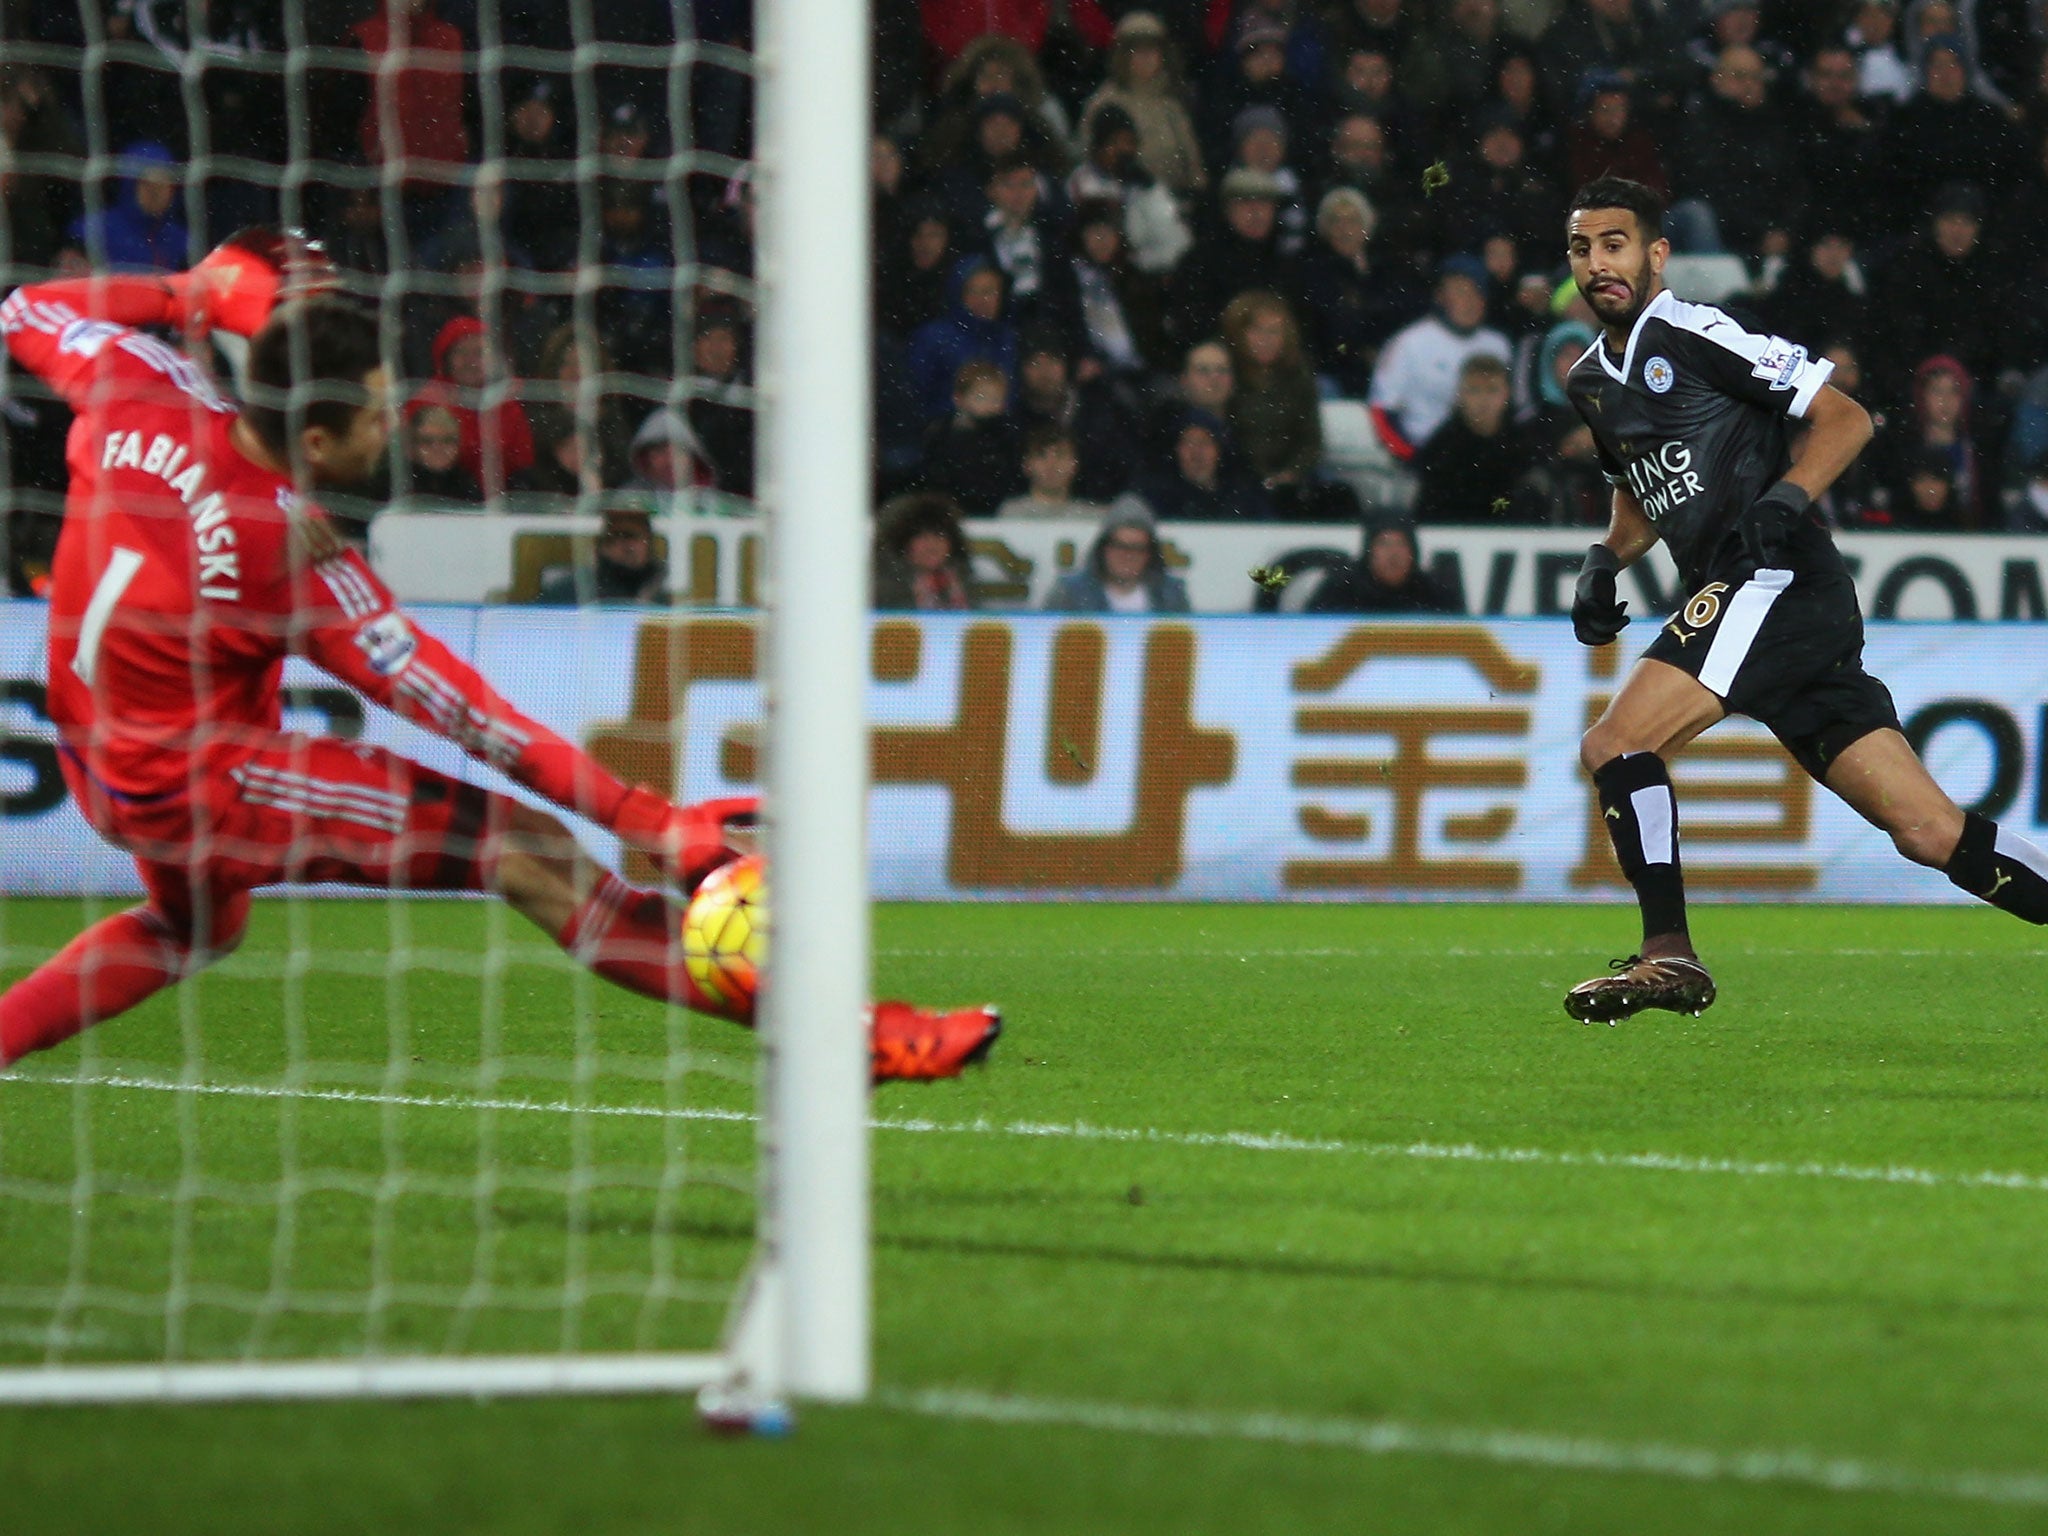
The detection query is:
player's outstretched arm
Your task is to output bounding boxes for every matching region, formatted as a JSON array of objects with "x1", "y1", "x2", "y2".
[
  {"x1": 293, "y1": 532, "x2": 745, "y2": 889},
  {"x1": 2, "y1": 228, "x2": 333, "y2": 407},
  {"x1": 0, "y1": 277, "x2": 181, "y2": 407}
]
